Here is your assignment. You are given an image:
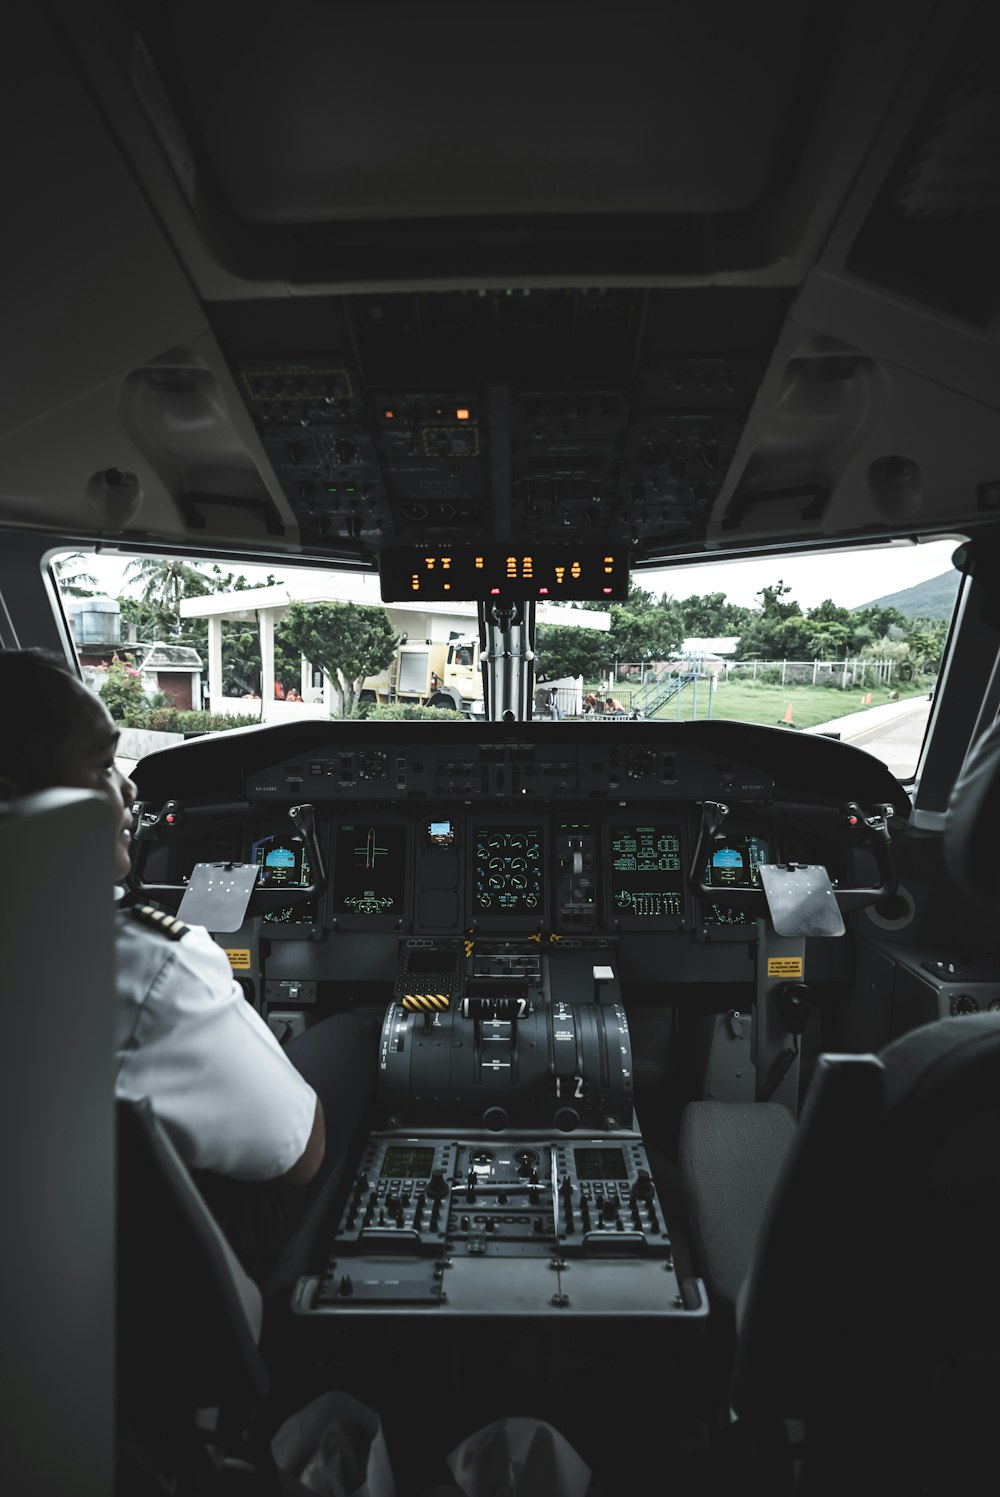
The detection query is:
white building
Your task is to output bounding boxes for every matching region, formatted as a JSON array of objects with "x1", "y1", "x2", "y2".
[{"x1": 180, "y1": 572, "x2": 610, "y2": 721}]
